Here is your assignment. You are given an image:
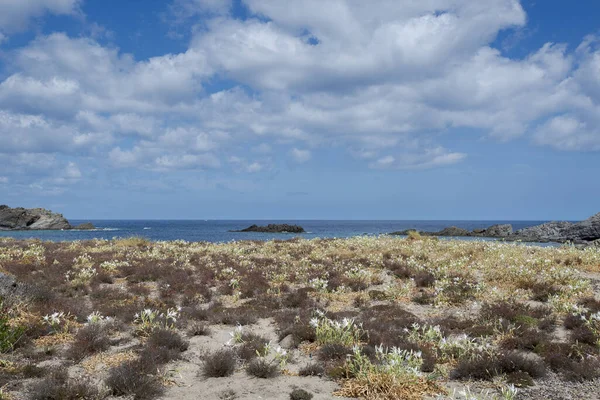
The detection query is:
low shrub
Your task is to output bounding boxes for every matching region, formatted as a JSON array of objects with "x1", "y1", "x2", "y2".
[
  {"x1": 105, "y1": 360, "x2": 164, "y2": 399},
  {"x1": 290, "y1": 388, "x2": 313, "y2": 400},
  {"x1": 147, "y1": 328, "x2": 189, "y2": 352},
  {"x1": 202, "y1": 349, "x2": 236, "y2": 377},
  {"x1": 186, "y1": 321, "x2": 210, "y2": 336},
  {"x1": 67, "y1": 323, "x2": 110, "y2": 360},
  {"x1": 318, "y1": 343, "x2": 352, "y2": 361},
  {"x1": 298, "y1": 363, "x2": 325, "y2": 377},
  {"x1": 28, "y1": 367, "x2": 103, "y2": 400},
  {"x1": 413, "y1": 271, "x2": 436, "y2": 288},
  {"x1": 451, "y1": 351, "x2": 545, "y2": 381},
  {"x1": 237, "y1": 333, "x2": 269, "y2": 361},
  {"x1": 564, "y1": 313, "x2": 585, "y2": 330},
  {"x1": 246, "y1": 358, "x2": 279, "y2": 378}
]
